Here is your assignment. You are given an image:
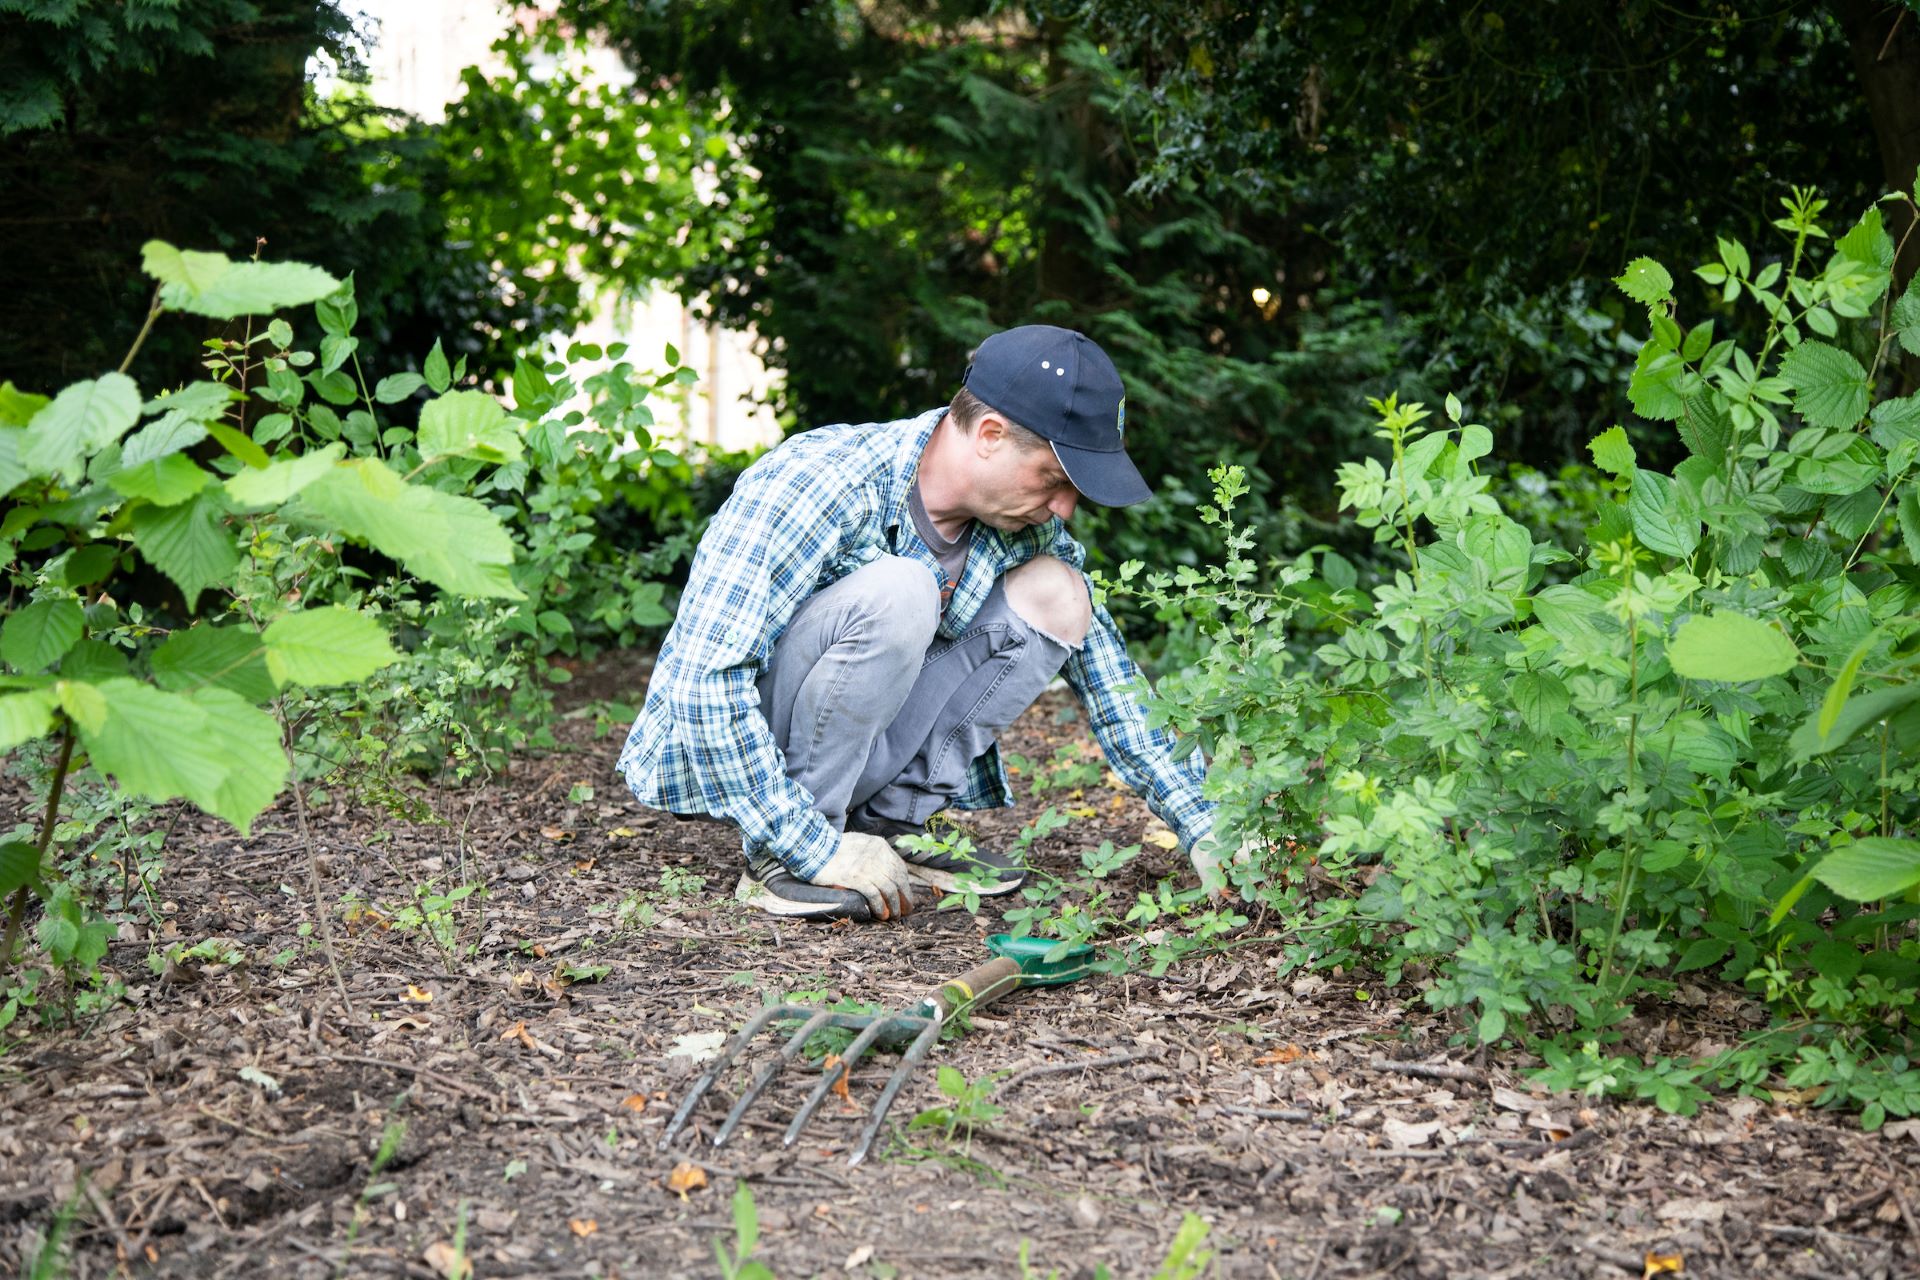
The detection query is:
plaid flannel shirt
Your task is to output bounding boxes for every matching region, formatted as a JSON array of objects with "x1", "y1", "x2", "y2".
[{"x1": 616, "y1": 408, "x2": 1215, "y2": 877}]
